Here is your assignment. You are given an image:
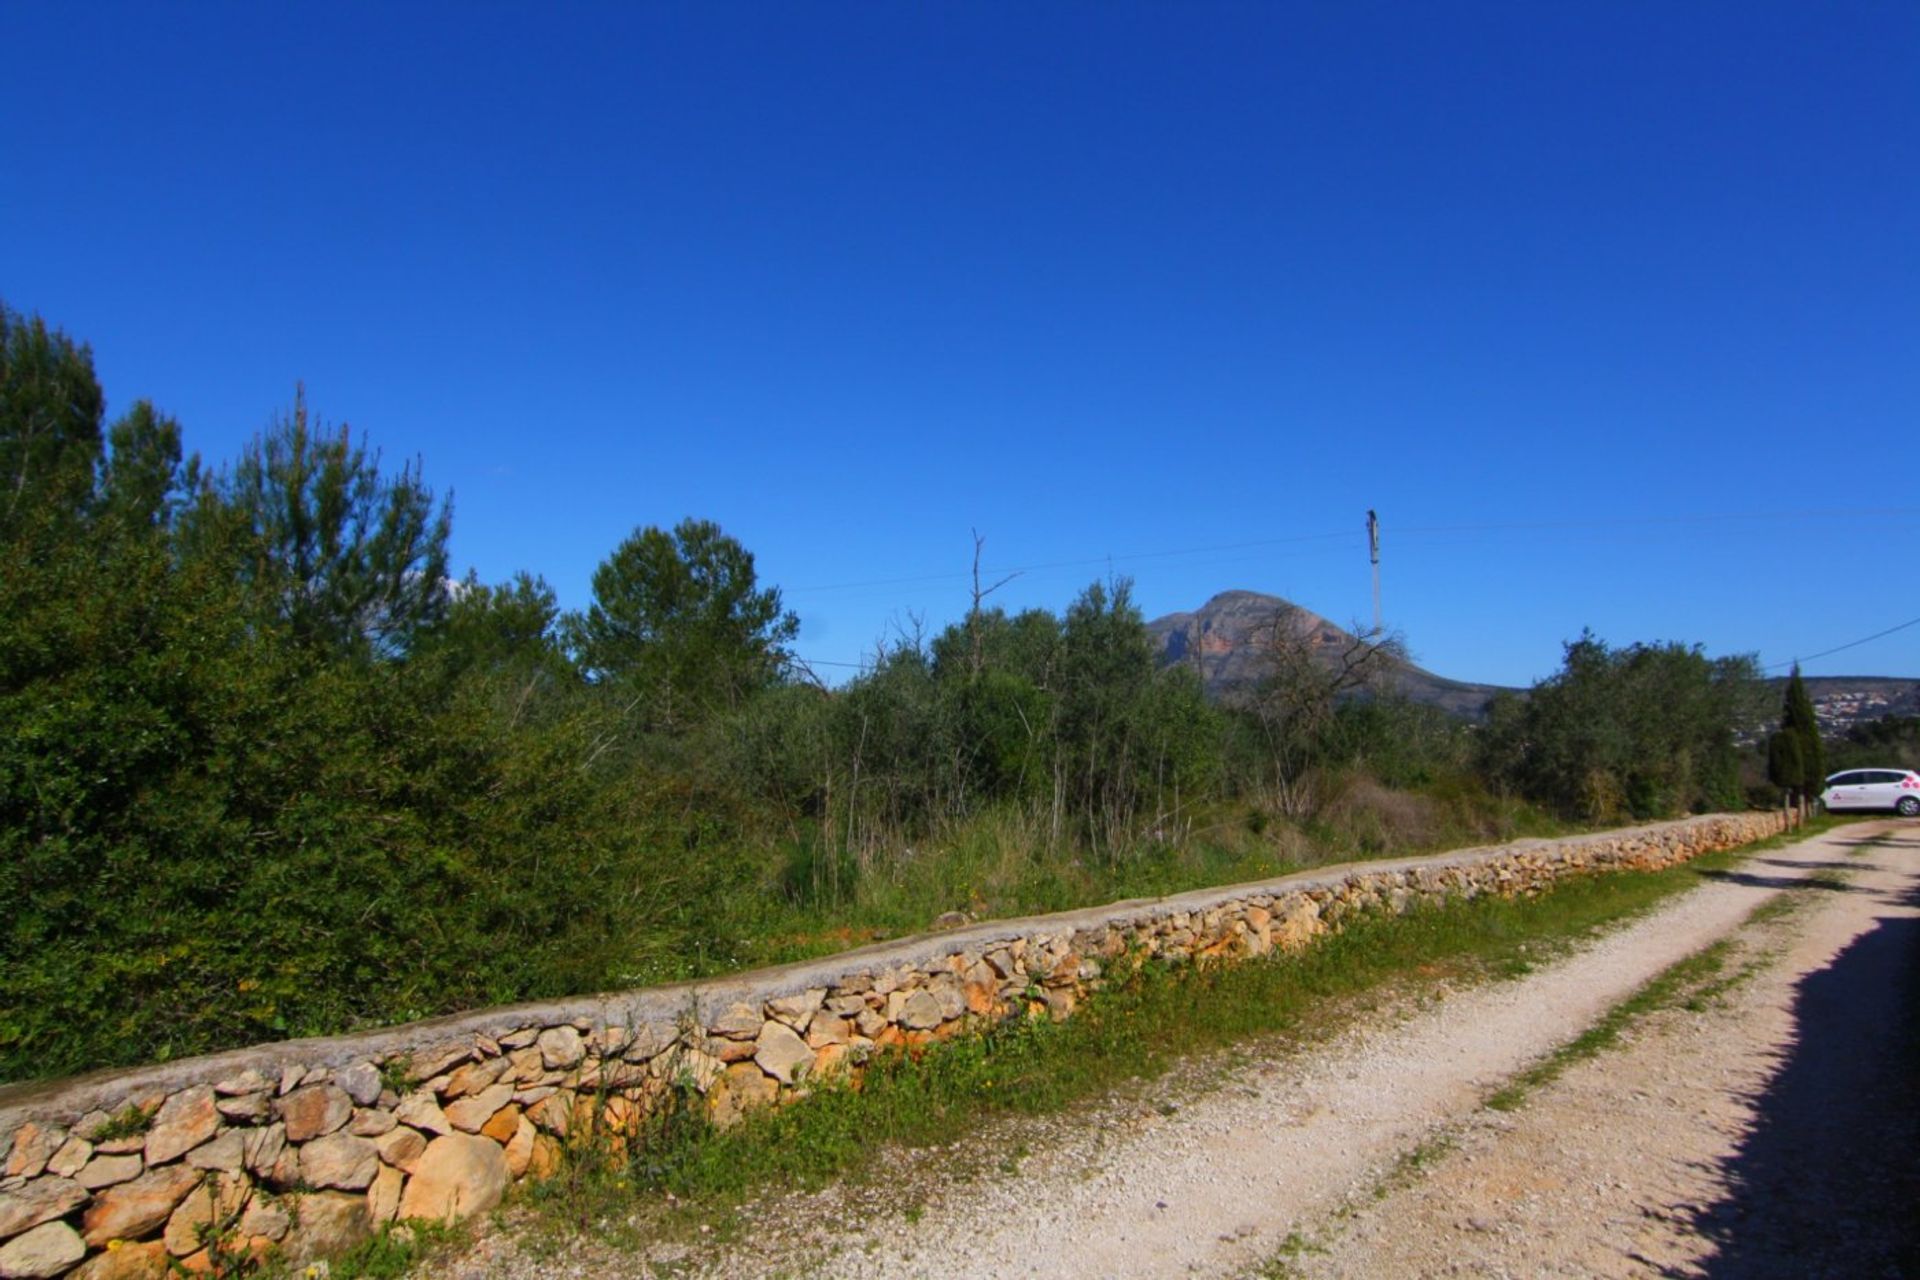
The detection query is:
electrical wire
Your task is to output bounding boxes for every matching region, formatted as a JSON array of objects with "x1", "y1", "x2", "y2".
[
  {"x1": 1764, "y1": 615, "x2": 1920, "y2": 673},
  {"x1": 784, "y1": 506, "x2": 1920, "y2": 596}
]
